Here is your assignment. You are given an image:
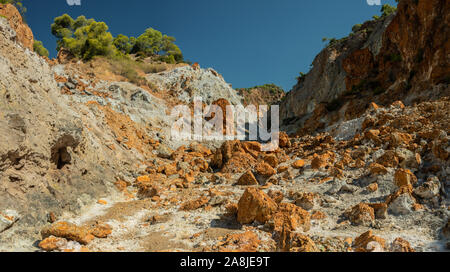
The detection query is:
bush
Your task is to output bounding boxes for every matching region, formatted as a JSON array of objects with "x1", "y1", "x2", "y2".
[
  {"x1": 104, "y1": 55, "x2": 167, "y2": 87},
  {"x1": 352, "y1": 24, "x2": 362, "y2": 33},
  {"x1": 381, "y1": 4, "x2": 397, "y2": 17},
  {"x1": 33, "y1": 40, "x2": 49, "y2": 57}
]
